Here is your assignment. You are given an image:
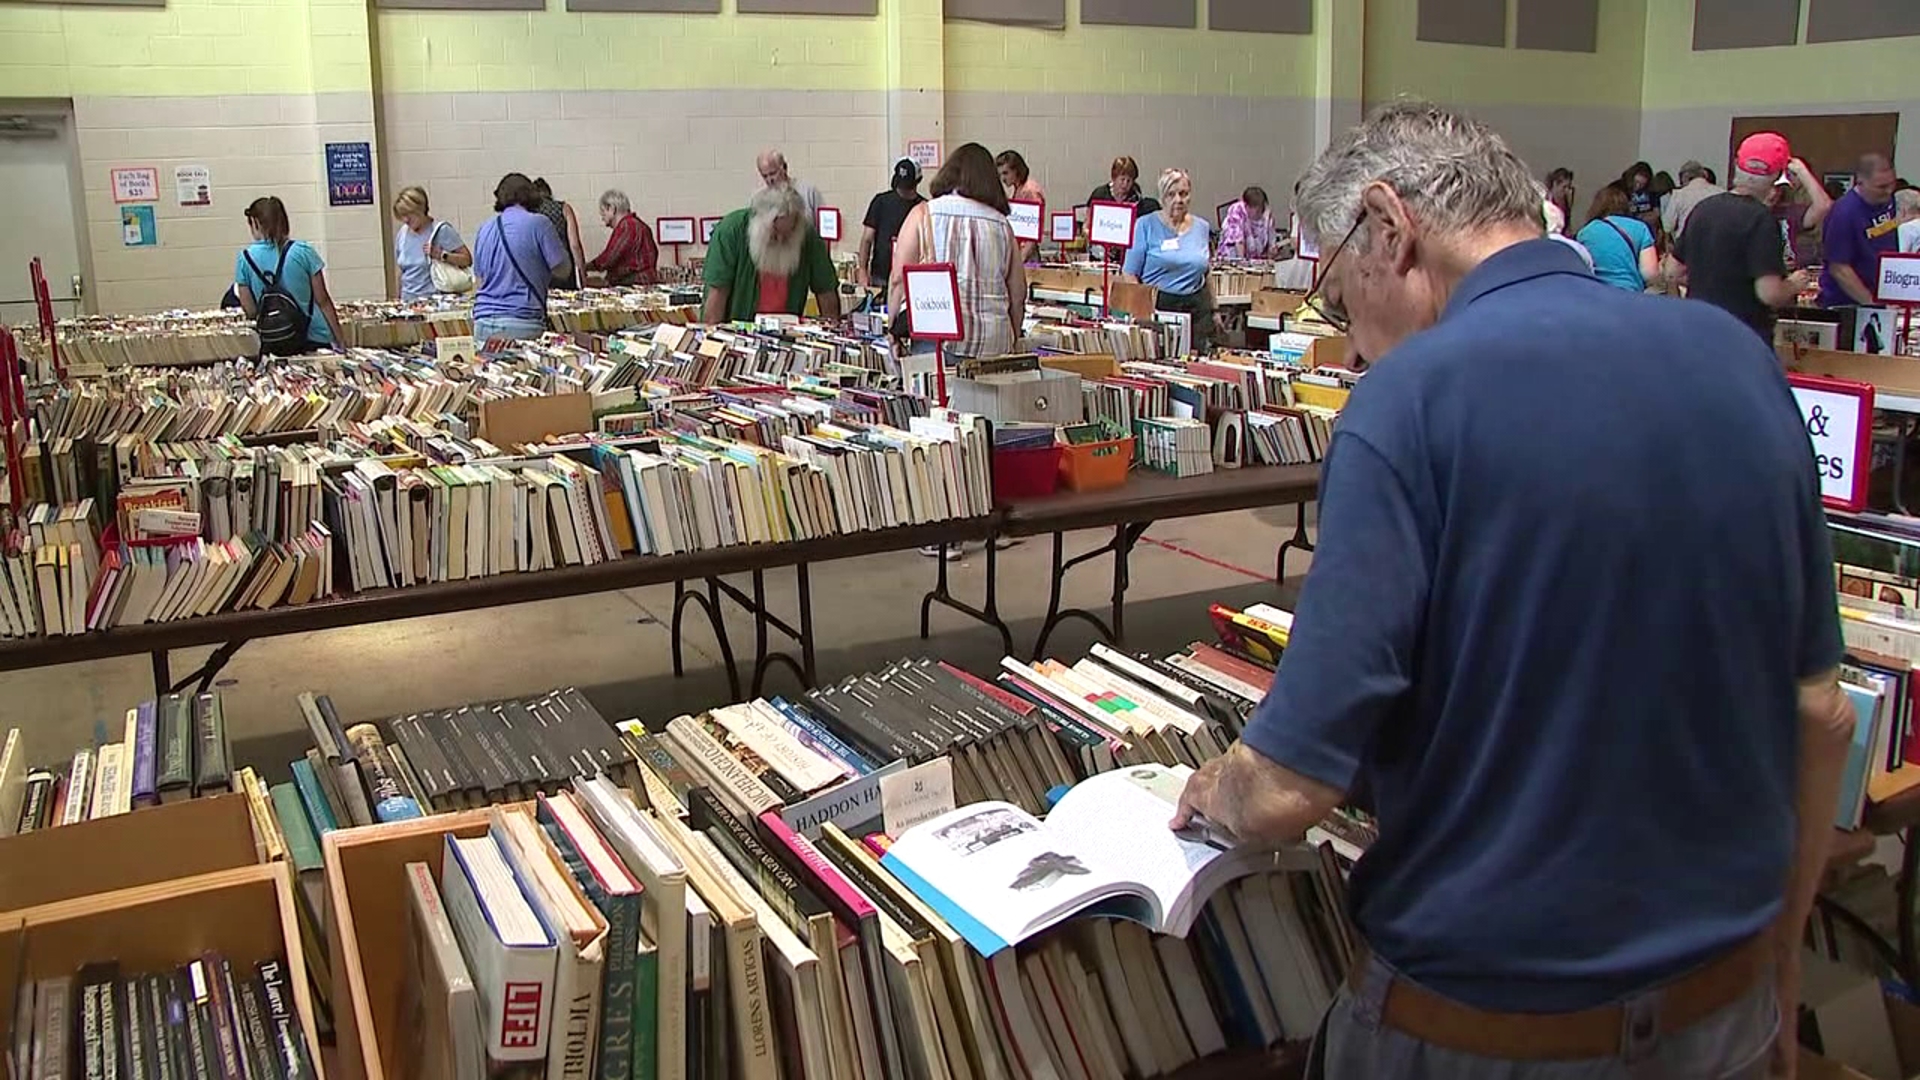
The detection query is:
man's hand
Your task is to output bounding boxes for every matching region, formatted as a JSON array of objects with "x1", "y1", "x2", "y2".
[
  {"x1": 1170, "y1": 741, "x2": 1345, "y2": 847},
  {"x1": 1790, "y1": 268, "x2": 1816, "y2": 293}
]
